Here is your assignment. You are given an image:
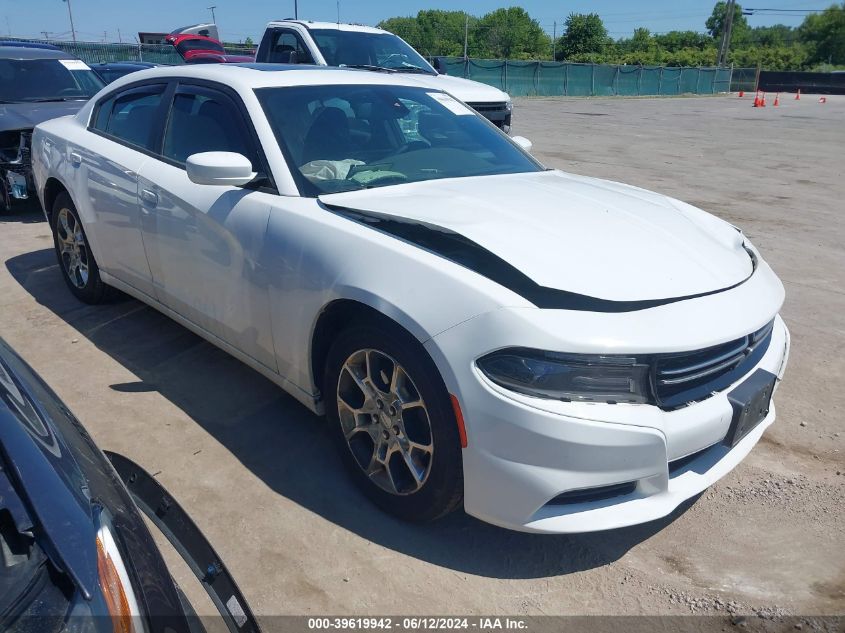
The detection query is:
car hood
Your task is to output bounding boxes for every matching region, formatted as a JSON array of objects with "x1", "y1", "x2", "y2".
[
  {"x1": 395, "y1": 72, "x2": 510, "y2": 103},
  {"x1": 319, "y1": 170, "x2": 753, "y2": 303},
  {"x1": 0, "y1": 101, "x2": 87, "y2": 132}
]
